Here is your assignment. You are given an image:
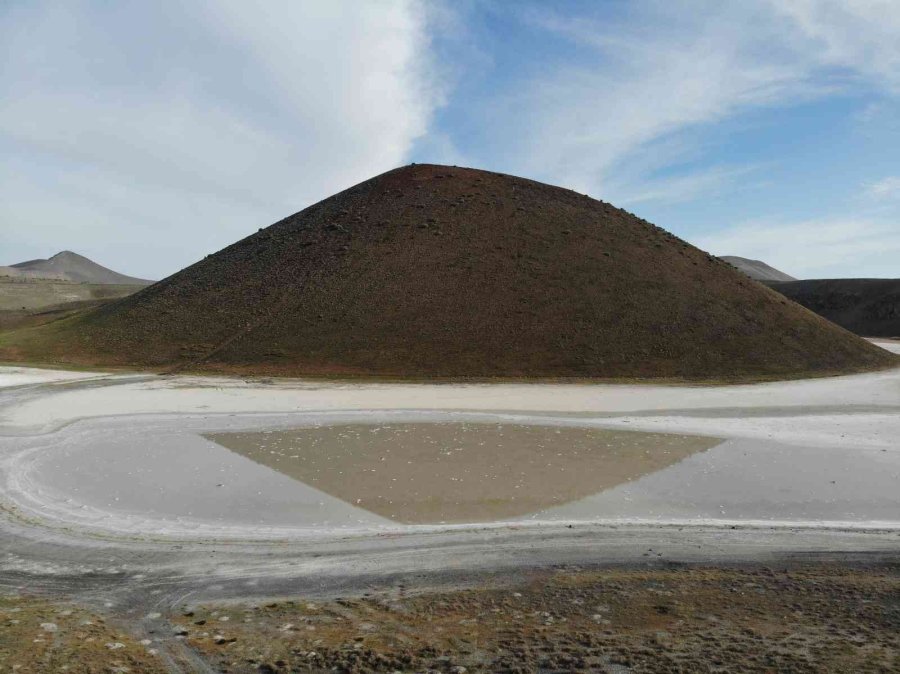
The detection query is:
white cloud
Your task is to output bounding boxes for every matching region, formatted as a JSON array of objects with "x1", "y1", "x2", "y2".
[
  {"x1": 479, "y1": 2, "x2": 900, "y2": 204},
  {"x1": 770, "y1": 0, "x2": 900, "y2": 93},
  {"x1": 610, "y1": 166, "x2": 760, "y2": 207},
  {"x1": 865, "y1": 176, "x2": 900, "y2": 200},
  {"x1": 0, "y1": 1, "x2": 440, "y2": 278},
  {"x1": 696, "y1": 218, "x2": 900, "y2": 278}
]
